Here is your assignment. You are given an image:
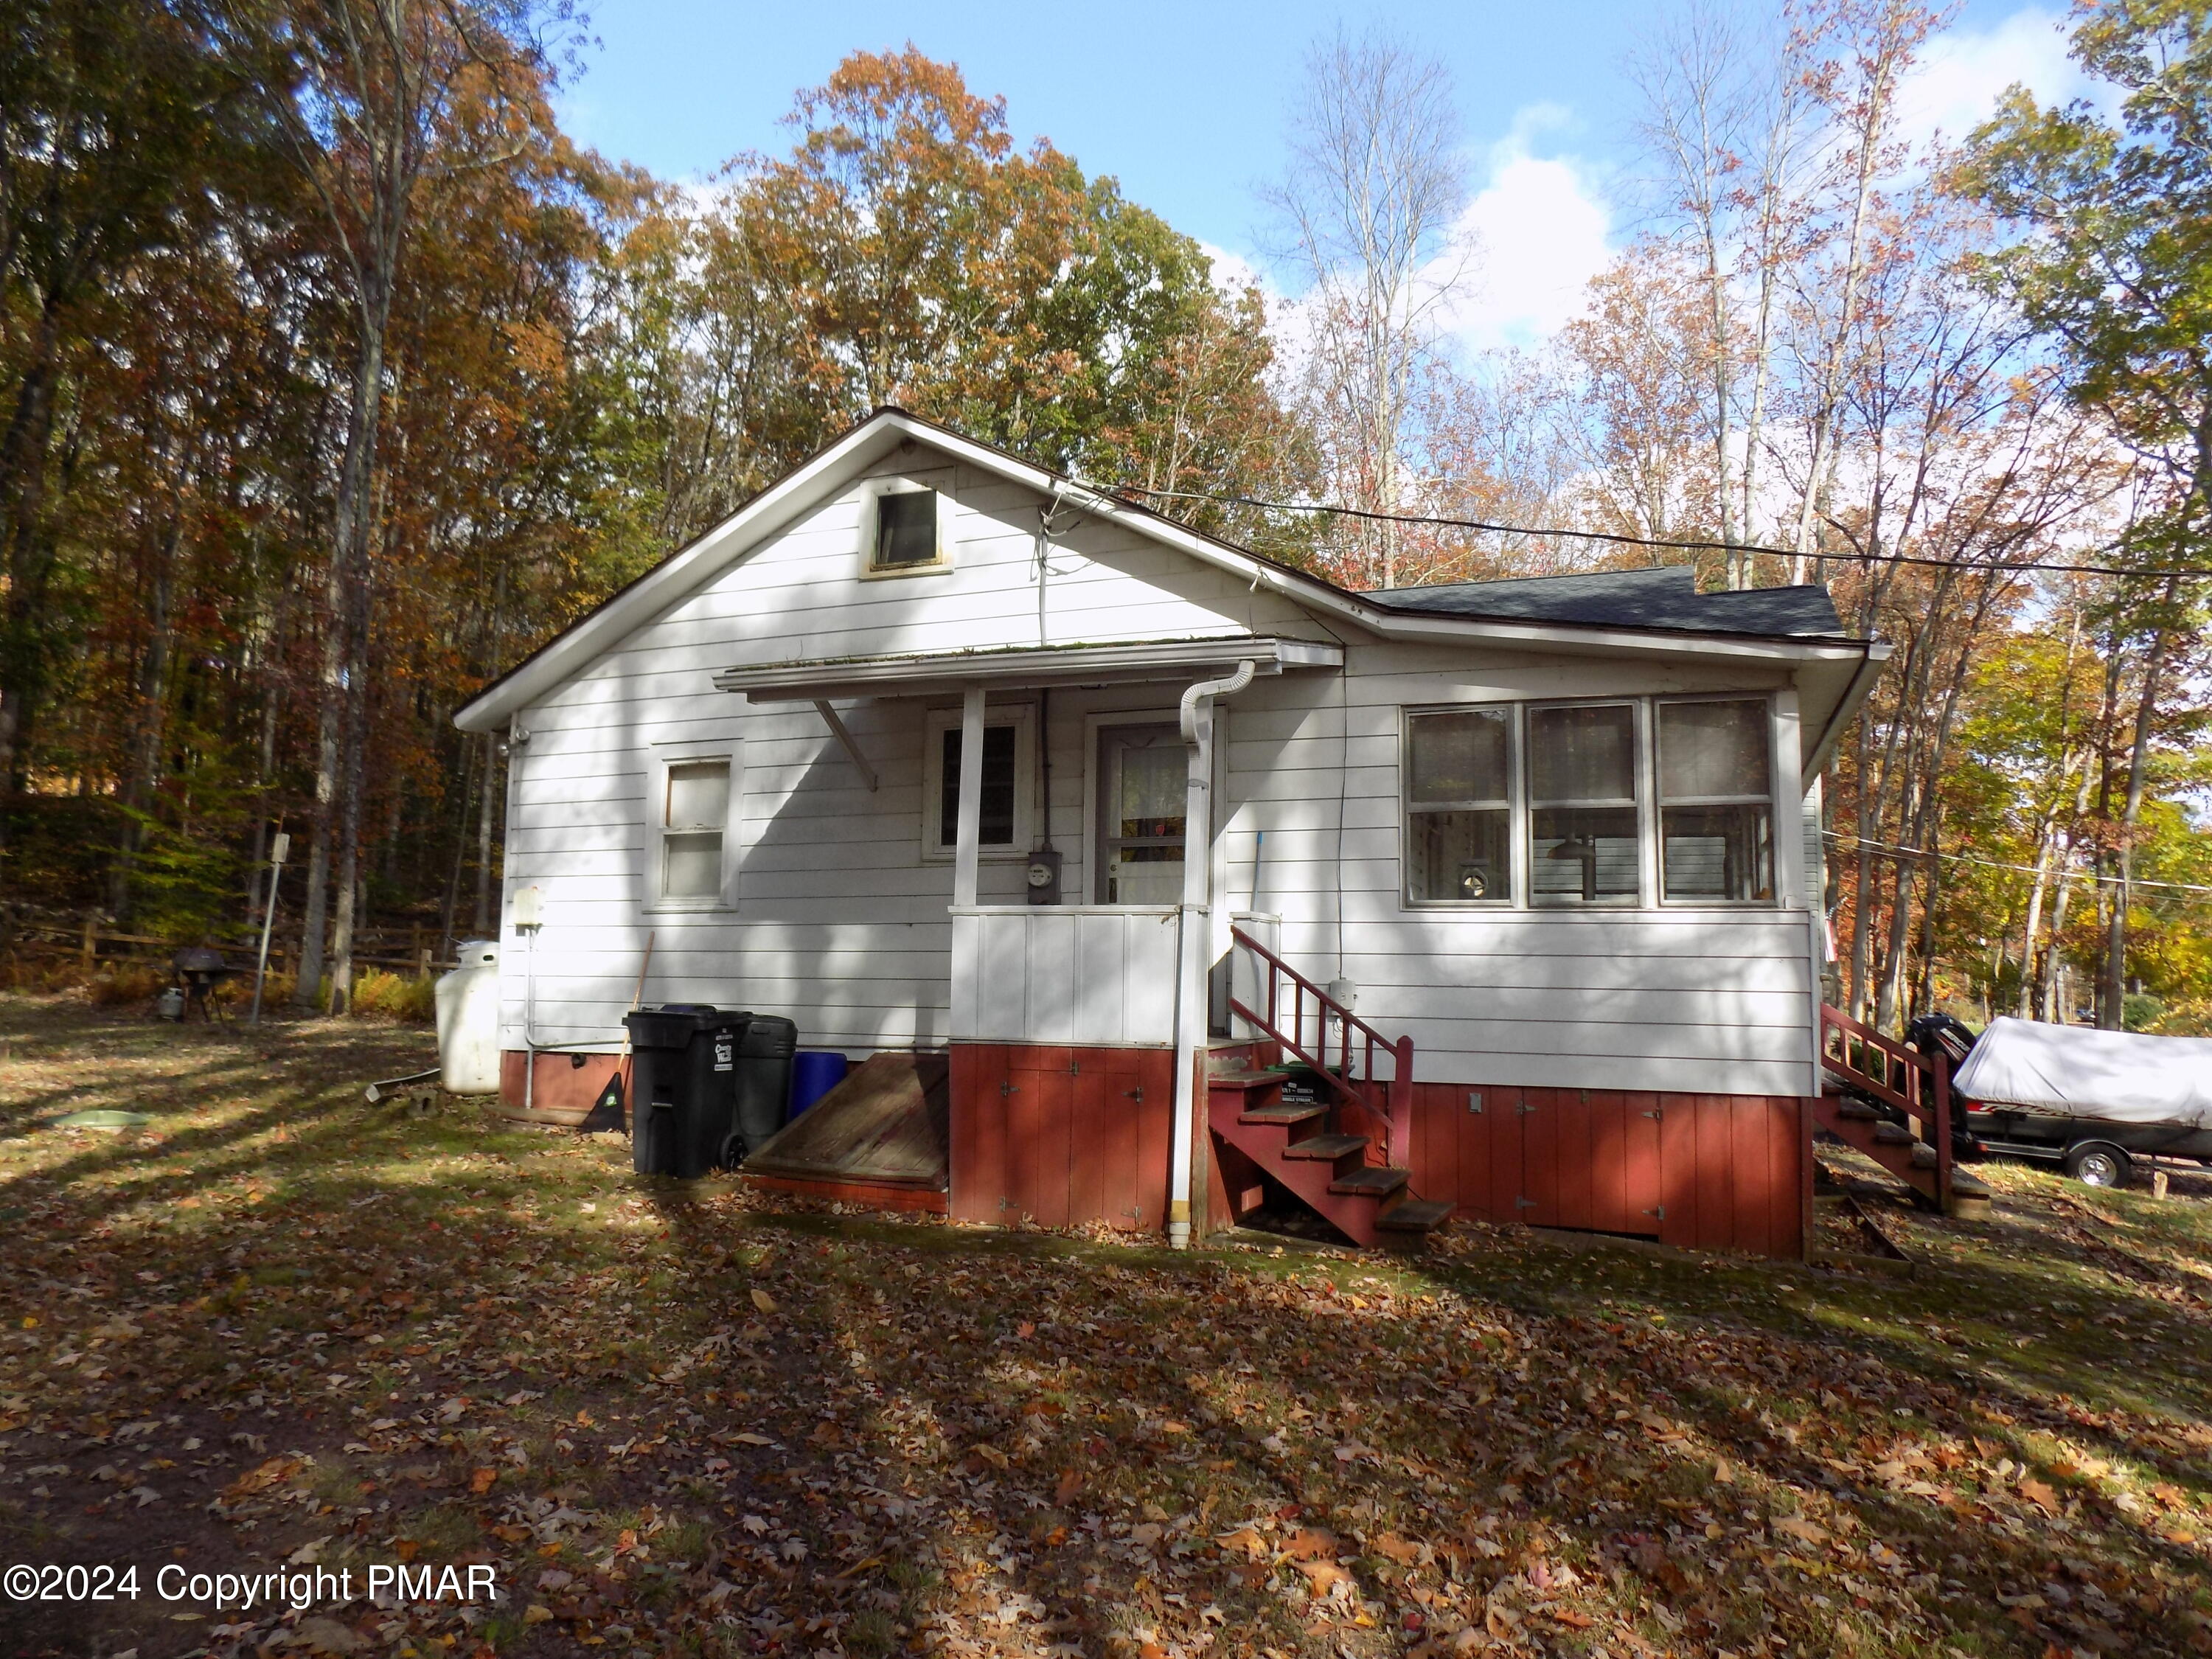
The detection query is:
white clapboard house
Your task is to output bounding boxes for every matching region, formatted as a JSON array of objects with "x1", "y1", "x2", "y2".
[{"x1": 455, "y1": 407, "x2": 1937, "y2": 1256}]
